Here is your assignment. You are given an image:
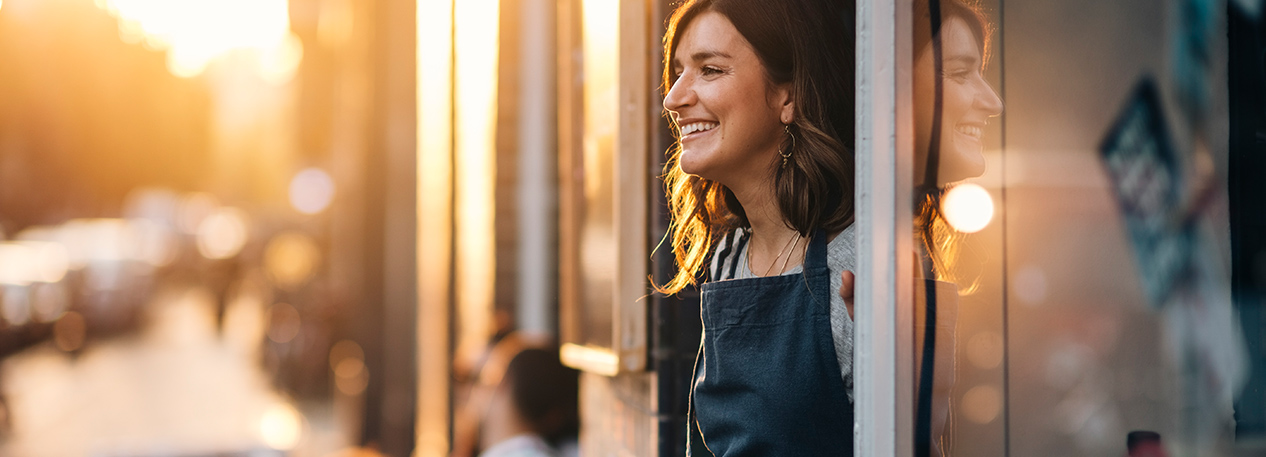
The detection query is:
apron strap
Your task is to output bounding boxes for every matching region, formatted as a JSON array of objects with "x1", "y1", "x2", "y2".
[{"x1": 803, "y1": 229, "x2": 830, "y2": 271}]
